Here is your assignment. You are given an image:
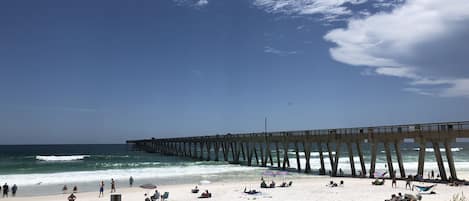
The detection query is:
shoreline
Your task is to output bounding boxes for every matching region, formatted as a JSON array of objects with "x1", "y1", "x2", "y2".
[{"x1": 6, "y1": 175, "x2": 469, "y2": 201}]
